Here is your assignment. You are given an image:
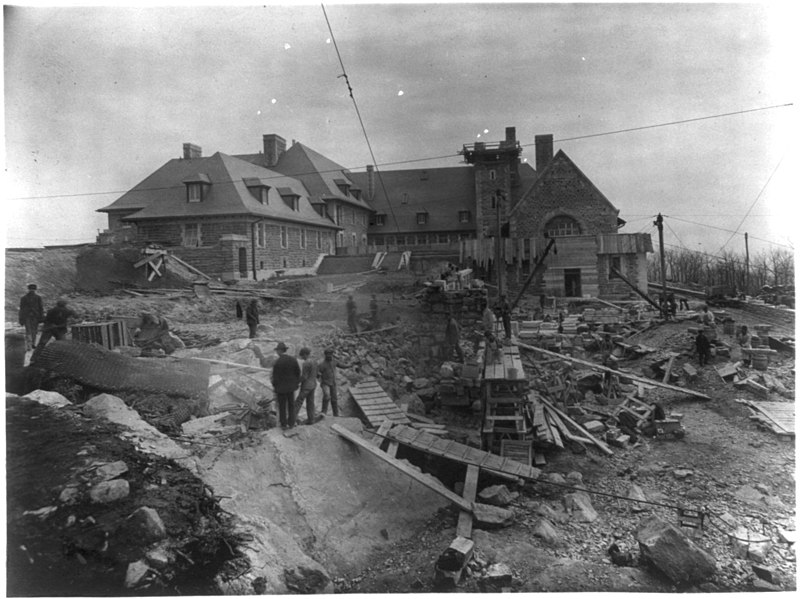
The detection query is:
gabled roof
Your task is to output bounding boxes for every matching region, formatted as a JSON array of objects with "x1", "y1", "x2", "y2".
[
  {"x1": 98, "y1": 153, "x2": 338, "y2": 229},
  {"x1": 509, "y1": 149, "x2": 618, "y2": 219},
  {"x1": 237, "y1": 142, "x2": 373, "y2": 212},
  {"x1": 349, "y1": 166, "x2": 476, "y2": 232}
]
